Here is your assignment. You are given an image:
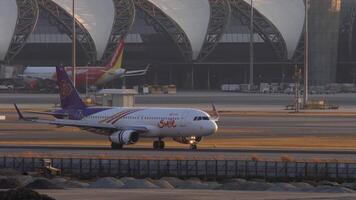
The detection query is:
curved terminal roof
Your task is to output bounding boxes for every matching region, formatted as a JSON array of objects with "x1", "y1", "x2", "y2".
[
  {"x1": 243, "y1": 0, "x2": 305, "y2": 59},
  {"x1": 52, "y1": 0, "x2": 115, "y2": 60},
  {"x1": 148, "y1": 0, "x2": 211, "y2": 60},
  {"x1": 0, "y1": 0, "x2": 17, "y2": 61}
]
